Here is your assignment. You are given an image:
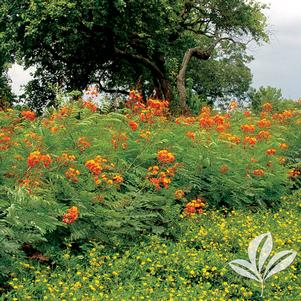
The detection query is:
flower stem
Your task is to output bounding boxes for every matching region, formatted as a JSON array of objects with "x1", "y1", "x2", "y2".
[{"x1": 260, "y1": 281, "x2": 264, "y2": 300}]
